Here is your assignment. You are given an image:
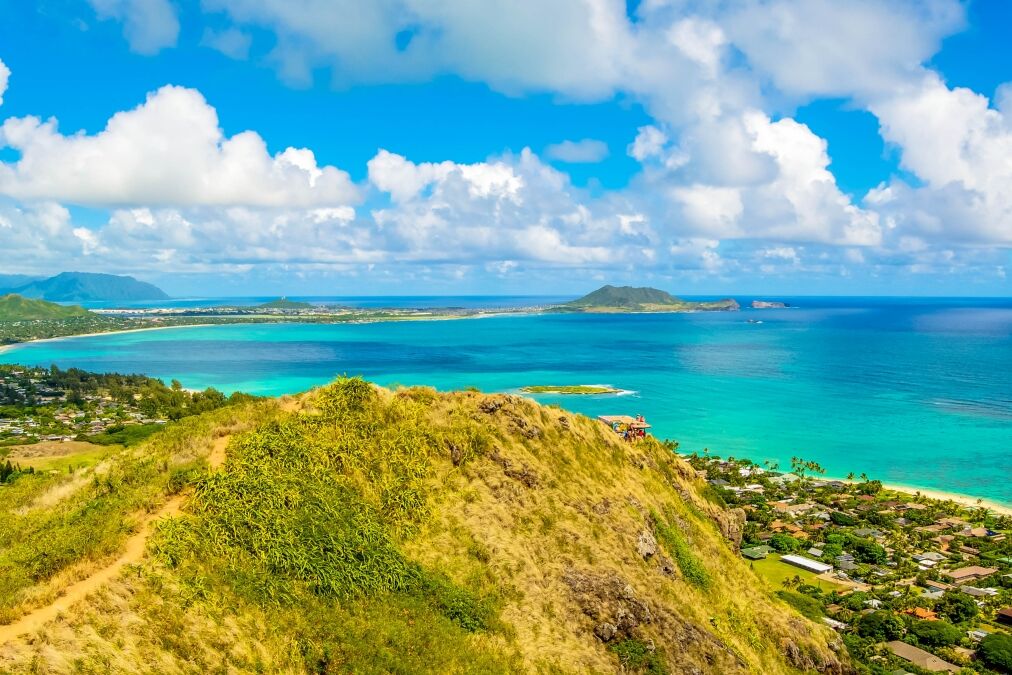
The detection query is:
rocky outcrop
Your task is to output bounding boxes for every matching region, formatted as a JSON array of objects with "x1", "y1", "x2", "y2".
[
  {"x1": 711, "y1": 507, "x2": 747, "y2": 550},
  {"x1": 563, "y1": 569, "x2": 655, "y2": 643},
  {"x1": 781, "y1": 637, "x2": 852, "y2": 675},
  {"x1": 476, "y1": 394, "x2": 543, "y2": 439},
  {"x1": 637, "y1": 529, "x2": 658, "y2": 560},
  {"x1": 751, "y1": 300, "x2": 788, "y2": 309},
  {"x1": 562, "y1": 568, "x2": 747, "y2": 673},
  {"x1": 490, "y1": 448, "x2": 539, "y2": 488}
]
